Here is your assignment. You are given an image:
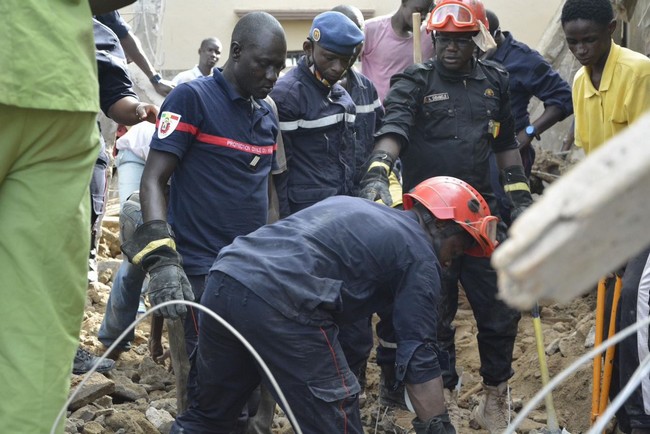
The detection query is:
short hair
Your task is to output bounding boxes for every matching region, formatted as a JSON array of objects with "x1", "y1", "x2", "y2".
[
  {"x1": 232, "y1": 11, "x2": 284, "y2": 49},
  {"x1": 485, "y1": 10, "x2": 500, "y2": 36},
  {"x1": 331, "y1": 5, "x2": 365, "y2": 30},
  {"x1": 561, "y1": 0, "x2": 614, "y2": 26},
  {"x1": 200, "y1": 37, "x2": 222, "y2": 50}
]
